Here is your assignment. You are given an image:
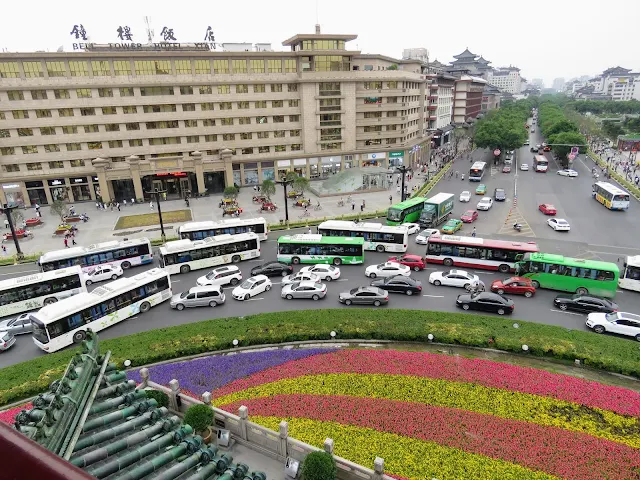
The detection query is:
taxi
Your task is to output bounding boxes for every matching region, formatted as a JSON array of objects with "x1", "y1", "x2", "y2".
[
  {"x1": 441, "y1": 219, "x2": 463, "y2": 234},
  {"x1": 475, "y1": 184, "x2": 487, "y2": 195}
]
